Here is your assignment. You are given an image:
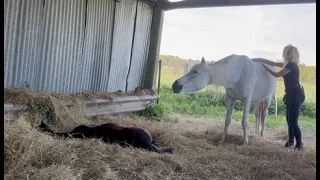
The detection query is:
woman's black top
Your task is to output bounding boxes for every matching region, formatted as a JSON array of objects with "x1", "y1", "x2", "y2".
[{"x1": 283, "y1": 62, "x2": 300, "y2": 91}]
